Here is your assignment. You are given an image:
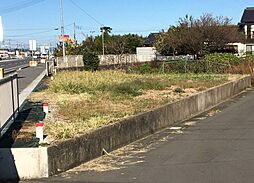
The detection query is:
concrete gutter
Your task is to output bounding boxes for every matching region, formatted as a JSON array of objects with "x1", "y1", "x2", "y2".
[{"x1": 0, "y1": 75, "x2": 251, "y2": 180}]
